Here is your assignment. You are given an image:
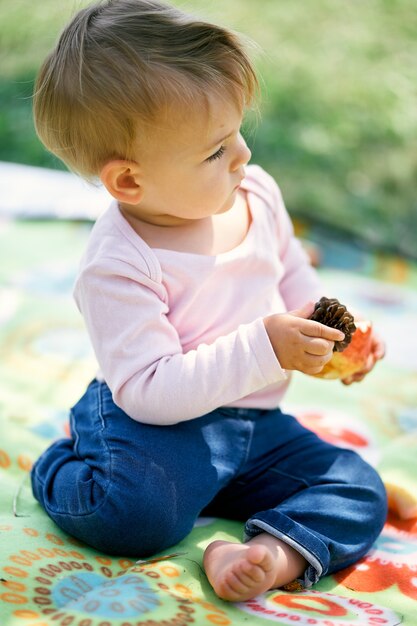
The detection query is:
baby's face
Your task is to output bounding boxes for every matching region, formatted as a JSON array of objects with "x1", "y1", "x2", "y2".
[{"x1": 124, "y1": 96, "x2": 251, "y2": 226}]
